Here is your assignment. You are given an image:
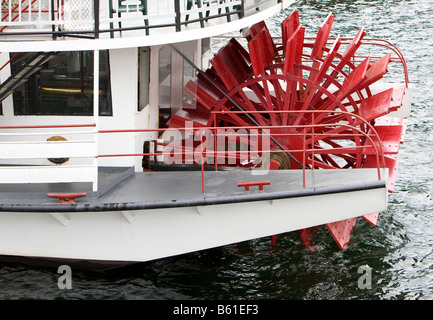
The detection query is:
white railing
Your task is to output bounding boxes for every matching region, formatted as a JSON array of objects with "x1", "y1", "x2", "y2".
[
  {"x1": 1, "y1": 0, "x2": 53, "y2": 25},
  {"x1": 0, "y1": 124, "x2": 99, "y2": 191},
  {"x1": 0, "y1": 0, "x2": 278, "y2": 38},
  {"x1": 0, "y1": 0, "x2": 96, "y2": 35}
]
